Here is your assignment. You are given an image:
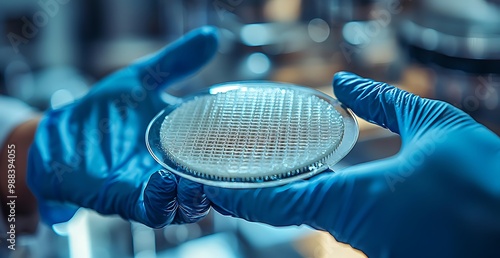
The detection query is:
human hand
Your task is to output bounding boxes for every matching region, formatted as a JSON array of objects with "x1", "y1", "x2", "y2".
[
  {"x1": 206, "y1": 72, "x2": 500, "y2": 257},
  {"x1": 27, "y1": 27, "x2": 218, "y2": 228}
]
